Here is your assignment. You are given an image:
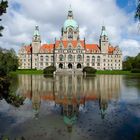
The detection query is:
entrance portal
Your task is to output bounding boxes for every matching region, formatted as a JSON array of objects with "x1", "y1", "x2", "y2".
[
  {"x1": 68, "y1": 63, "x2": 72, "y2": 69},
  {"x1": 77, "y1": 63, "x2": 82, "y2": 69},
  {"x1": 59, "y1": 63, "x2": 63, "y2": 69}
]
